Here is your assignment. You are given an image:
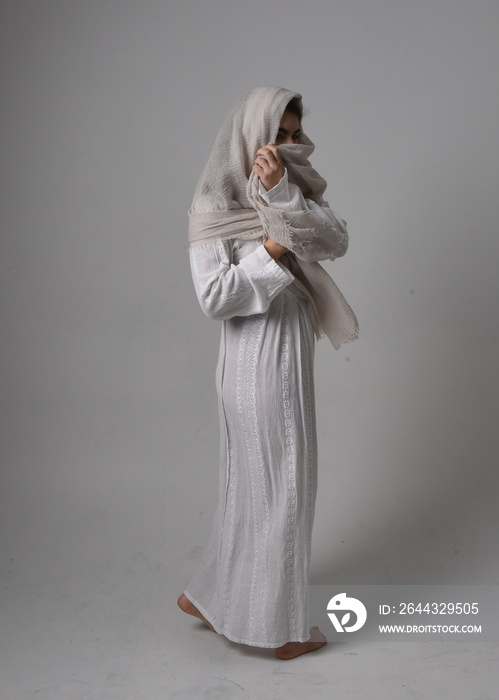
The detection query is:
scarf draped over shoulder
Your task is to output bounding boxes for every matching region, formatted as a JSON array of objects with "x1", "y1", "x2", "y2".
[{"x1": 188, "y1": 86, "x2": 358, "y2": 349}]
